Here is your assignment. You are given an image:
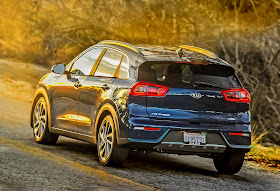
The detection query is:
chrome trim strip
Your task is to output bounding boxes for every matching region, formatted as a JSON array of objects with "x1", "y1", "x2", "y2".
[
  {"x1": 57, "y1": 115, "x2": 92, "y2": 125},
  {"x1": 77, "y1": 121, "x2": 91, "y2": 125},
  {"x1": 57, "y1": 117, "x2": 75, "y2": 122}
]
